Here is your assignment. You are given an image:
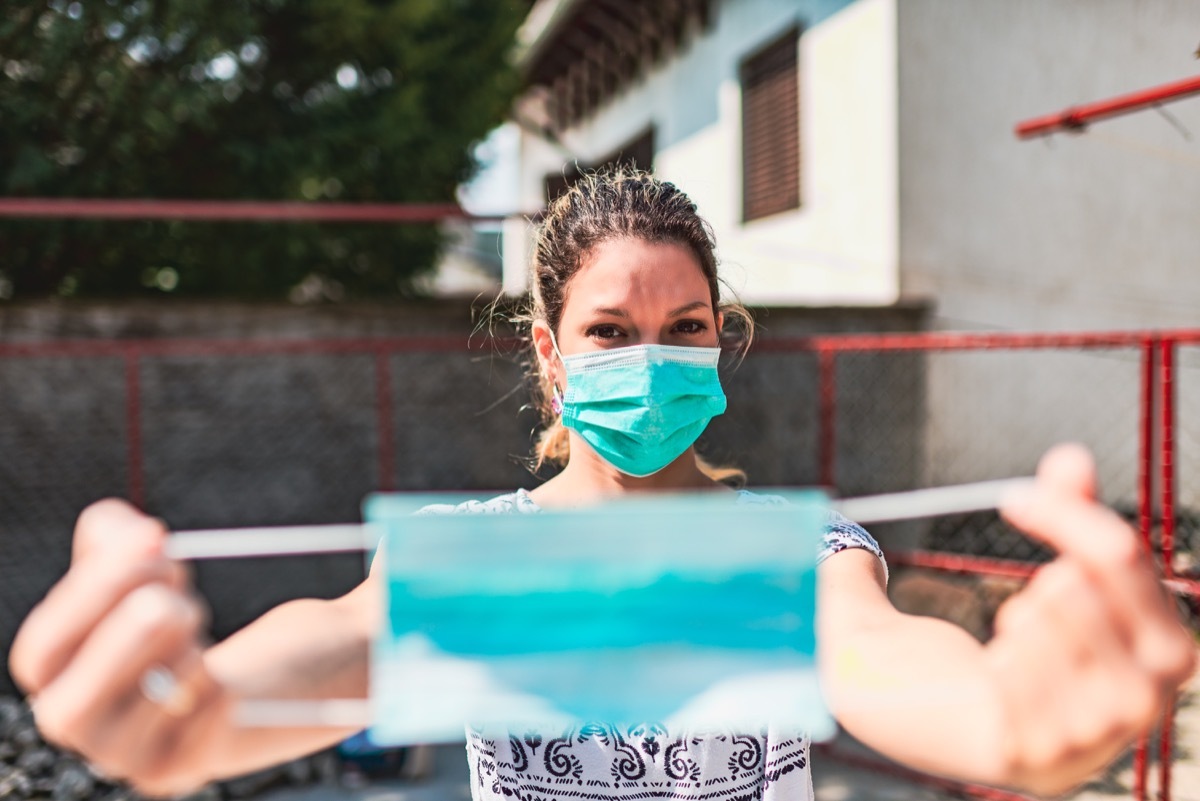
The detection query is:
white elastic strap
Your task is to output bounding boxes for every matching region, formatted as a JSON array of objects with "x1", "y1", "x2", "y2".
[
  {"x1": 163, "y1": 479, "x2": 1034, "y2": 562},
  {"x1": 834, "y1": 478, "x2": 1035, "y2": 525}
]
